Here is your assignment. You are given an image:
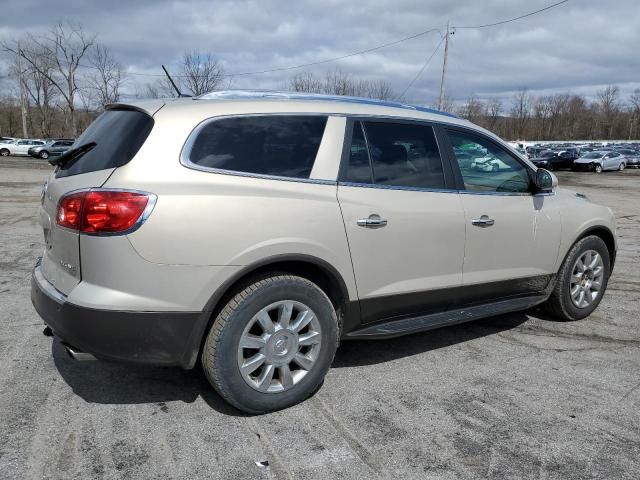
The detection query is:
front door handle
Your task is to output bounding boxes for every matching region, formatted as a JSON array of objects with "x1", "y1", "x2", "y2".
[
  {"x1": 471, "y1": 215, "x2": 495, "y2": 227},
  {"x1": 357, "y1": 214, "x2": 388, "y2": 228}
]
